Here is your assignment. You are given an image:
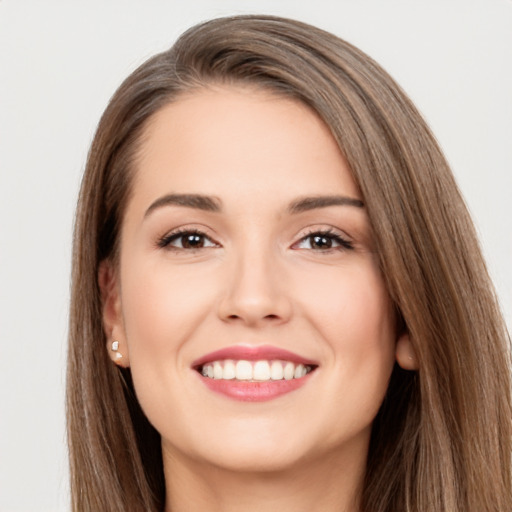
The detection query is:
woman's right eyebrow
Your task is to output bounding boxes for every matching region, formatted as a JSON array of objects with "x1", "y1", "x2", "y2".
[{"x1": 144, "y1": 193, "x2": 222, "y2": 217}]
